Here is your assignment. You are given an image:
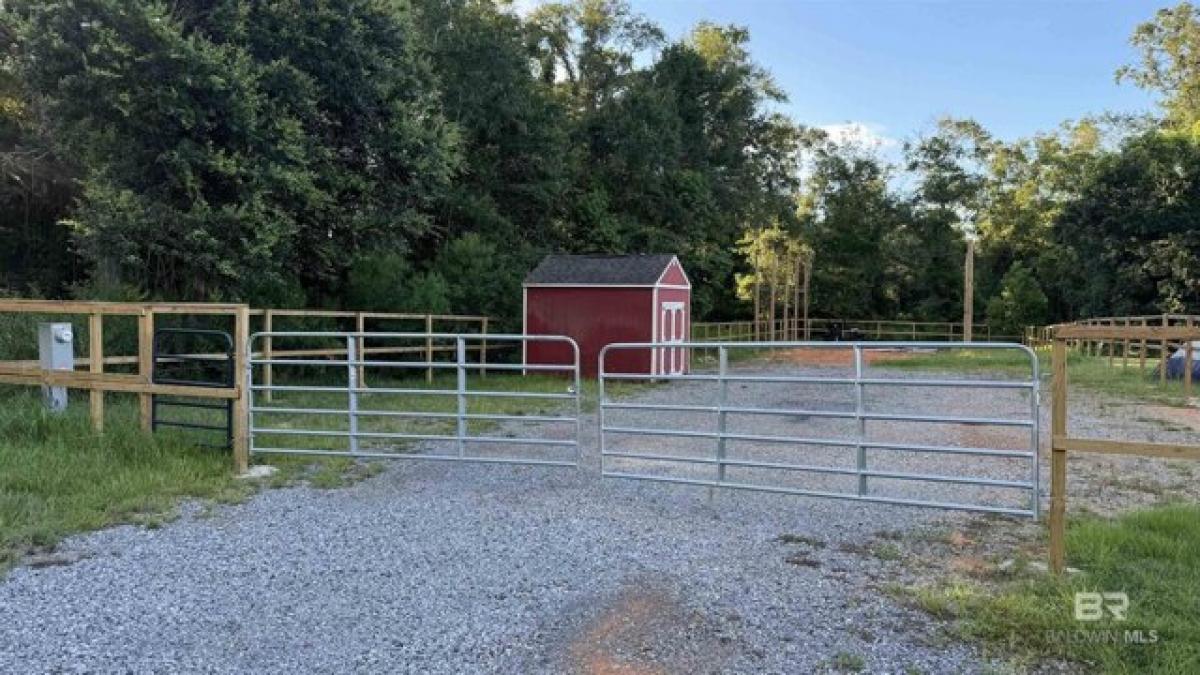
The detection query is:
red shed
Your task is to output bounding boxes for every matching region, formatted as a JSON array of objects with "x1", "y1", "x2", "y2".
[{"x1": 523, "y1": 255, "x2": 692, "y2": 377}]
